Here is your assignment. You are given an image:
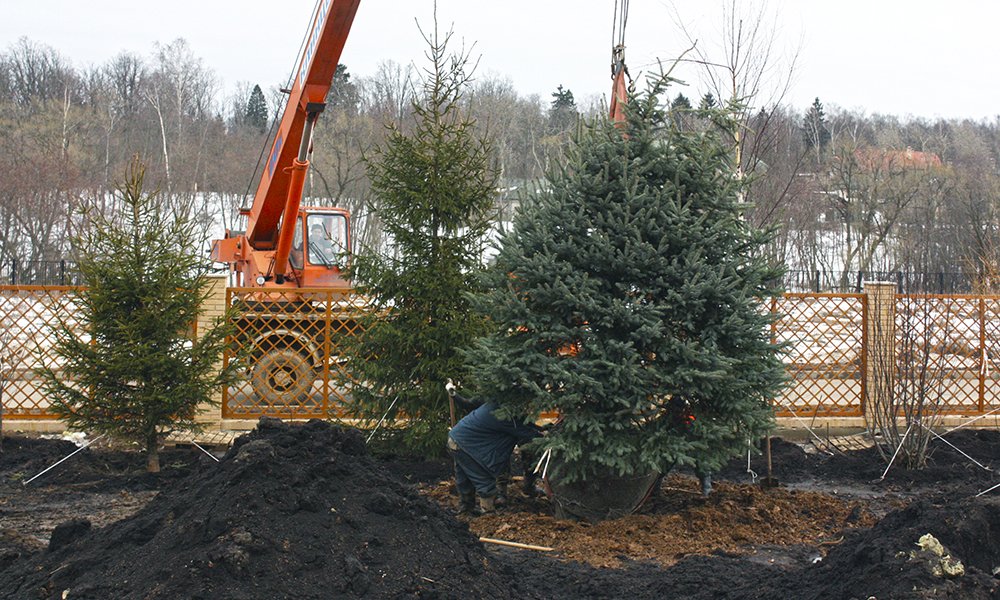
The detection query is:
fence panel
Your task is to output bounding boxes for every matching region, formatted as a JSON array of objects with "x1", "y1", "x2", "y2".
[
  {"x1": 893, "y1": 295, "x2": 983, "y2": 415},
  {"x1": 773, "y1": 293, "x2": 866, "y2": 417},
  {"x1": 222, "y1": 288, "x2": 375, "y2": 420},
  {"x1": 0, "y1": 286, "x2": 82, "y2": 420},
  {"x1": 8, "y1": 285, "x2": 1000, "y2": 424}
]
